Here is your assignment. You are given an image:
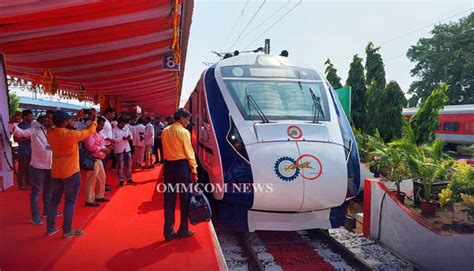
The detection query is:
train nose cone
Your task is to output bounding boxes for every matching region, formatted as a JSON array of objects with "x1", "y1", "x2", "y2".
[{"x1": 246, "y1": 141, "x2": 347, "y2": 212}]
